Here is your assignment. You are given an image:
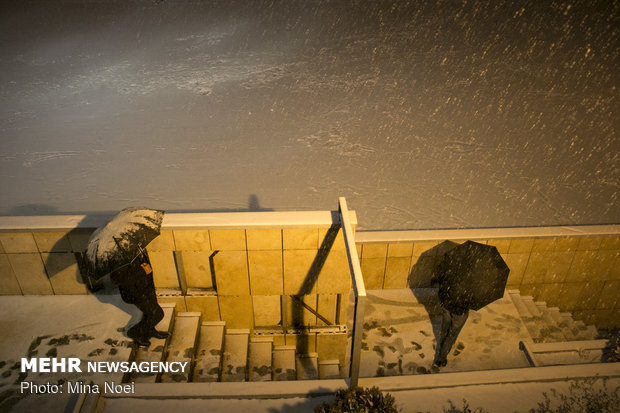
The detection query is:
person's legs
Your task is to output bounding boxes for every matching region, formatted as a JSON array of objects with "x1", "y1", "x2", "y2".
[
  {"x1": 438, "y1": 311, "x2": 468, "y2": 363},
  {"x1": 127, "y1": 290, "x2": 166, "y2": 345},
  {"x1": 126, "y1": 316, "x2": 150, "y2": 345},
  {"x1": 434, "y1": 309, "x2": 468, "y2": 367},
  {"x1": 434, "y1": 308, "x2": 452, "y2": 365},
  {"x1": 144, "y1": 298, "x2": 165, "y2": 336}
]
